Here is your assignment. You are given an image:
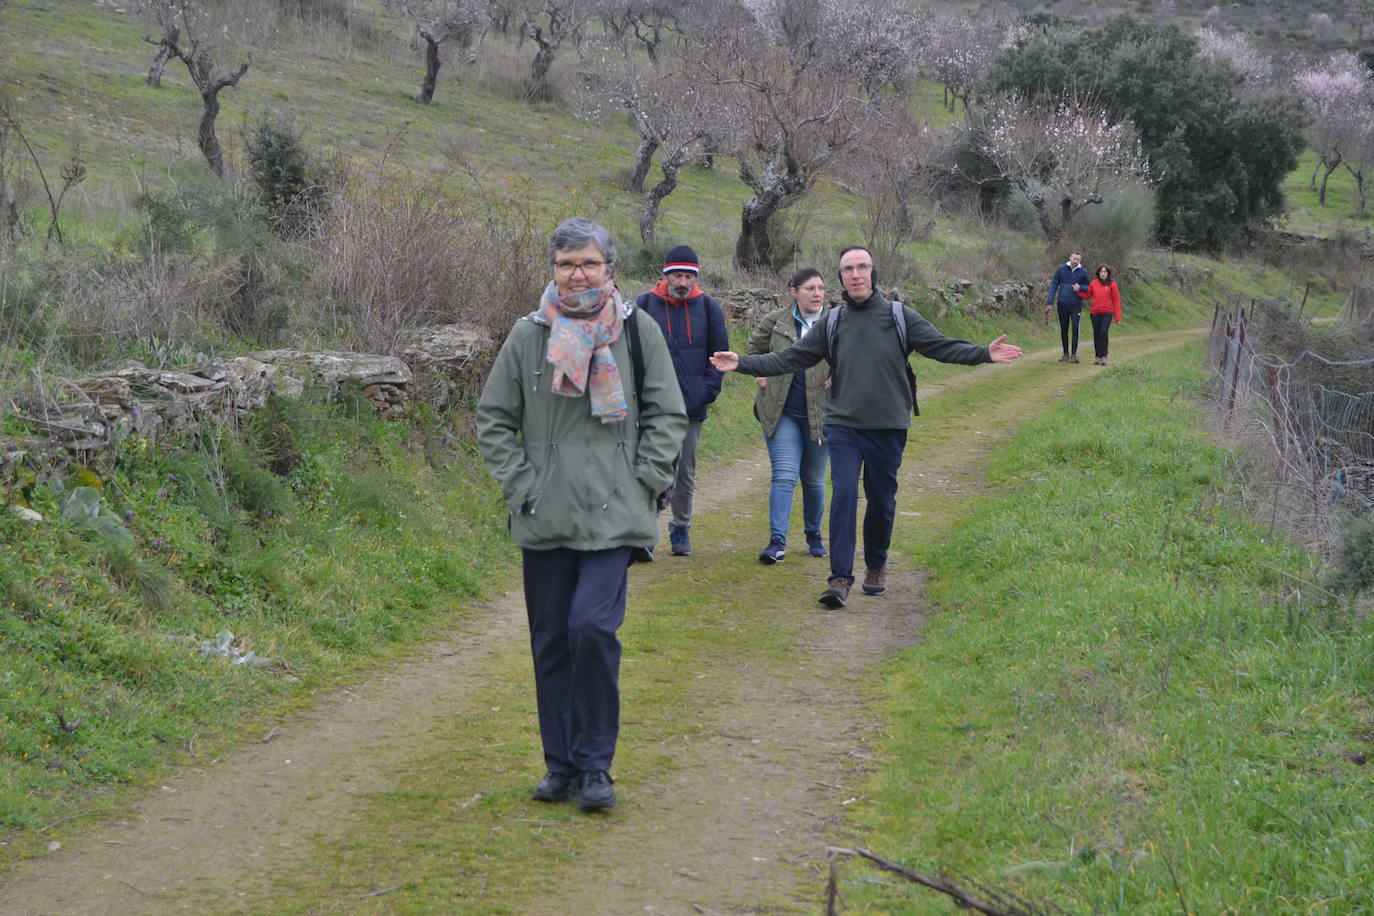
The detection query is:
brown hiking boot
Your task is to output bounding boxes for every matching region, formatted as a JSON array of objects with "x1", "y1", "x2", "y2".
[
  {"x1": 862, "y1": 567, "x2": 887, "y2": 596},
  {"x1": 819, "y1": 576, "x2": 851, "y2": 608}
]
